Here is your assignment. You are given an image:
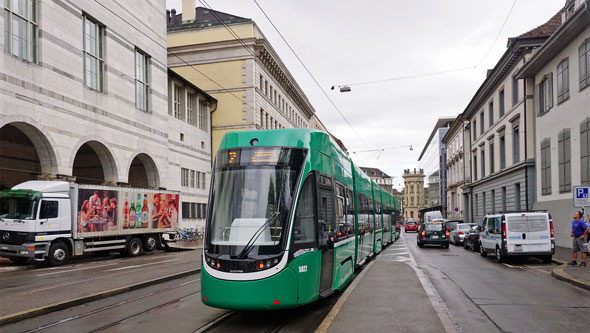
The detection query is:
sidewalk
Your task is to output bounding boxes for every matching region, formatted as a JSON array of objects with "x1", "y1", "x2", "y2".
[
  {"x1": 317, "y1": 259, "x2": 448, "y2": 333},
  {"x1": 552, "y1": 245, "x2": 590, "y2": 291}
]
